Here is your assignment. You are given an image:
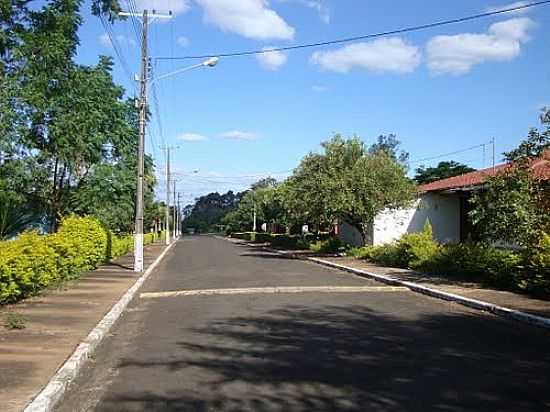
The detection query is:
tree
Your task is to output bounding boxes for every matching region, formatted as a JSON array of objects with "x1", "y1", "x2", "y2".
[
  {"x1": 368, "y1": 134, "x2": 409, "y2": 166},
  {"x1": 0, "y1": 0, "x2": 159, "y2": 236},
  {"x1": 283, "y1": 134, "x2": 416, "y2": 240},
  {"x1": 470, "y1": 109, "x2": 550, "y2": 248},
  {"x1": 183, "y1": 191, "x2": 244, "y2": 232},
  {"x1": 414, "y1": 161, "x2": 475, "y2": 184}
]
